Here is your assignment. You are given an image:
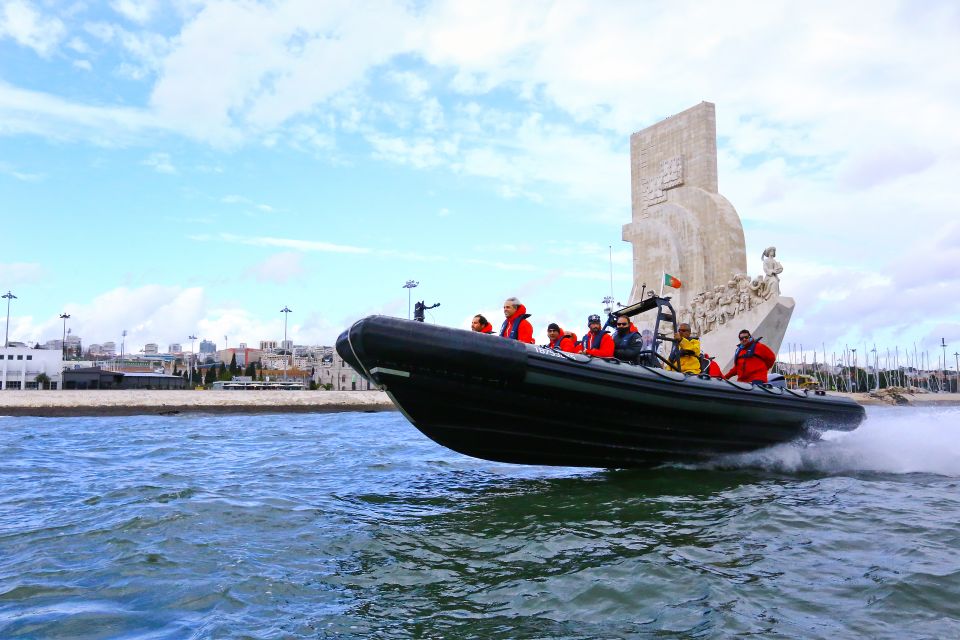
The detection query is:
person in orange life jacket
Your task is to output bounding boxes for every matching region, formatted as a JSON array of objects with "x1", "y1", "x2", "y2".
[
  {"x1": 702, "y1": 352, "x2": 723, "y2": 377},
  {"x1": 612, "y1": 314, "x2": 643, "y2": 362},
  {"x1": 471, "y1": 314, "x2": 494, "y2": 334},
  {"x1": 579, "y1": 314, "x2": 614, "y2": 357},
  {"x1": 499, "y1": 297, "x2": 535, "y2": 344},
  {"x1": 724, "y1": 329, "x2": 777, "y2": 383},
  {"x1": 546, "y1": 323, "x2": 578, "y2": 352}
]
